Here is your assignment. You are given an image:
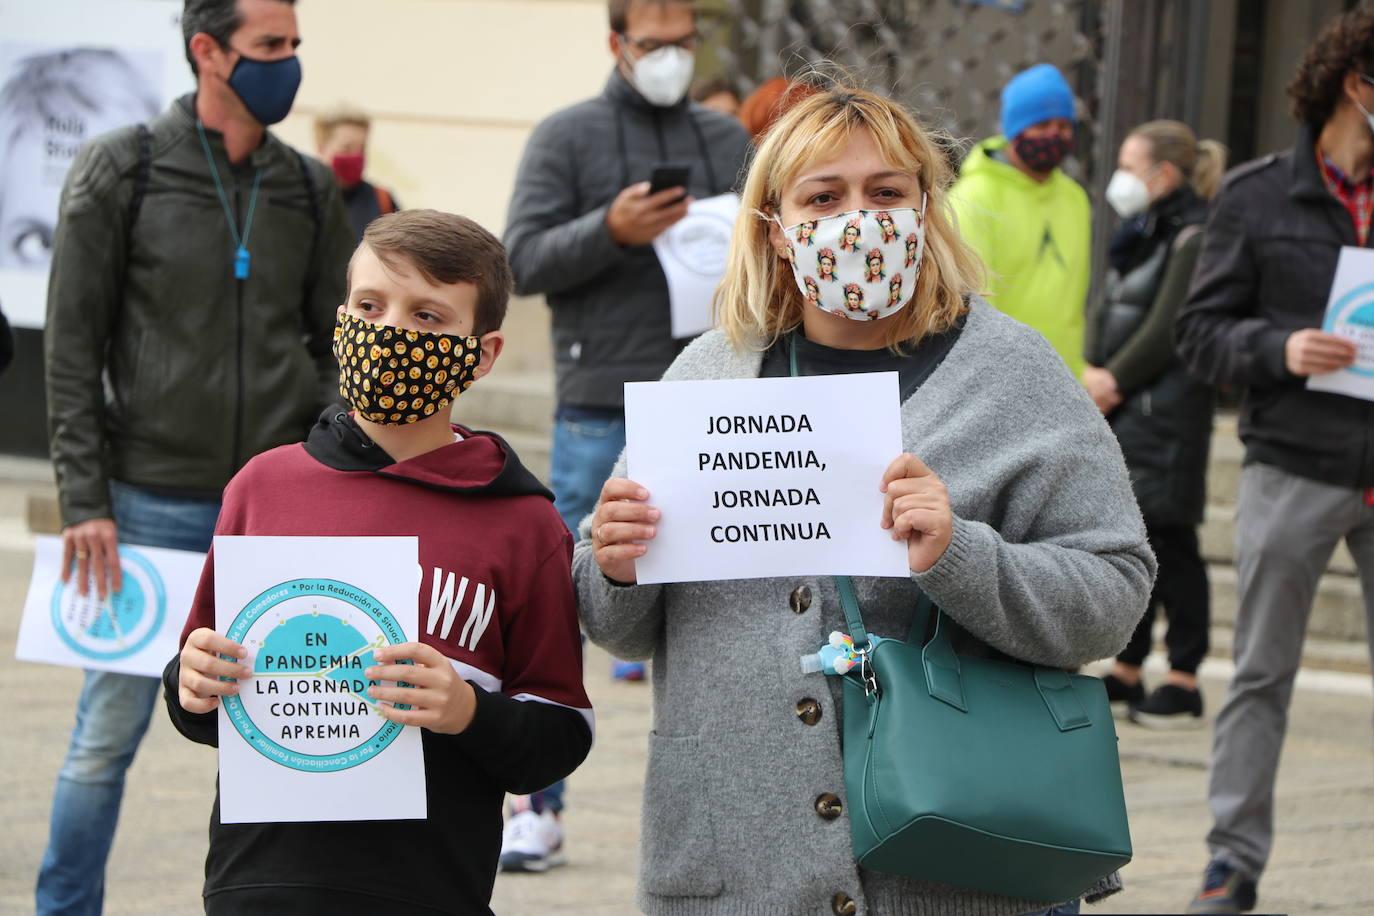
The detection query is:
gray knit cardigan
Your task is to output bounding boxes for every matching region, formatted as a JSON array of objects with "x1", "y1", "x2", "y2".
[{"x1": 573, "y1": 300, "x2": 1156, "y2": 916}]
